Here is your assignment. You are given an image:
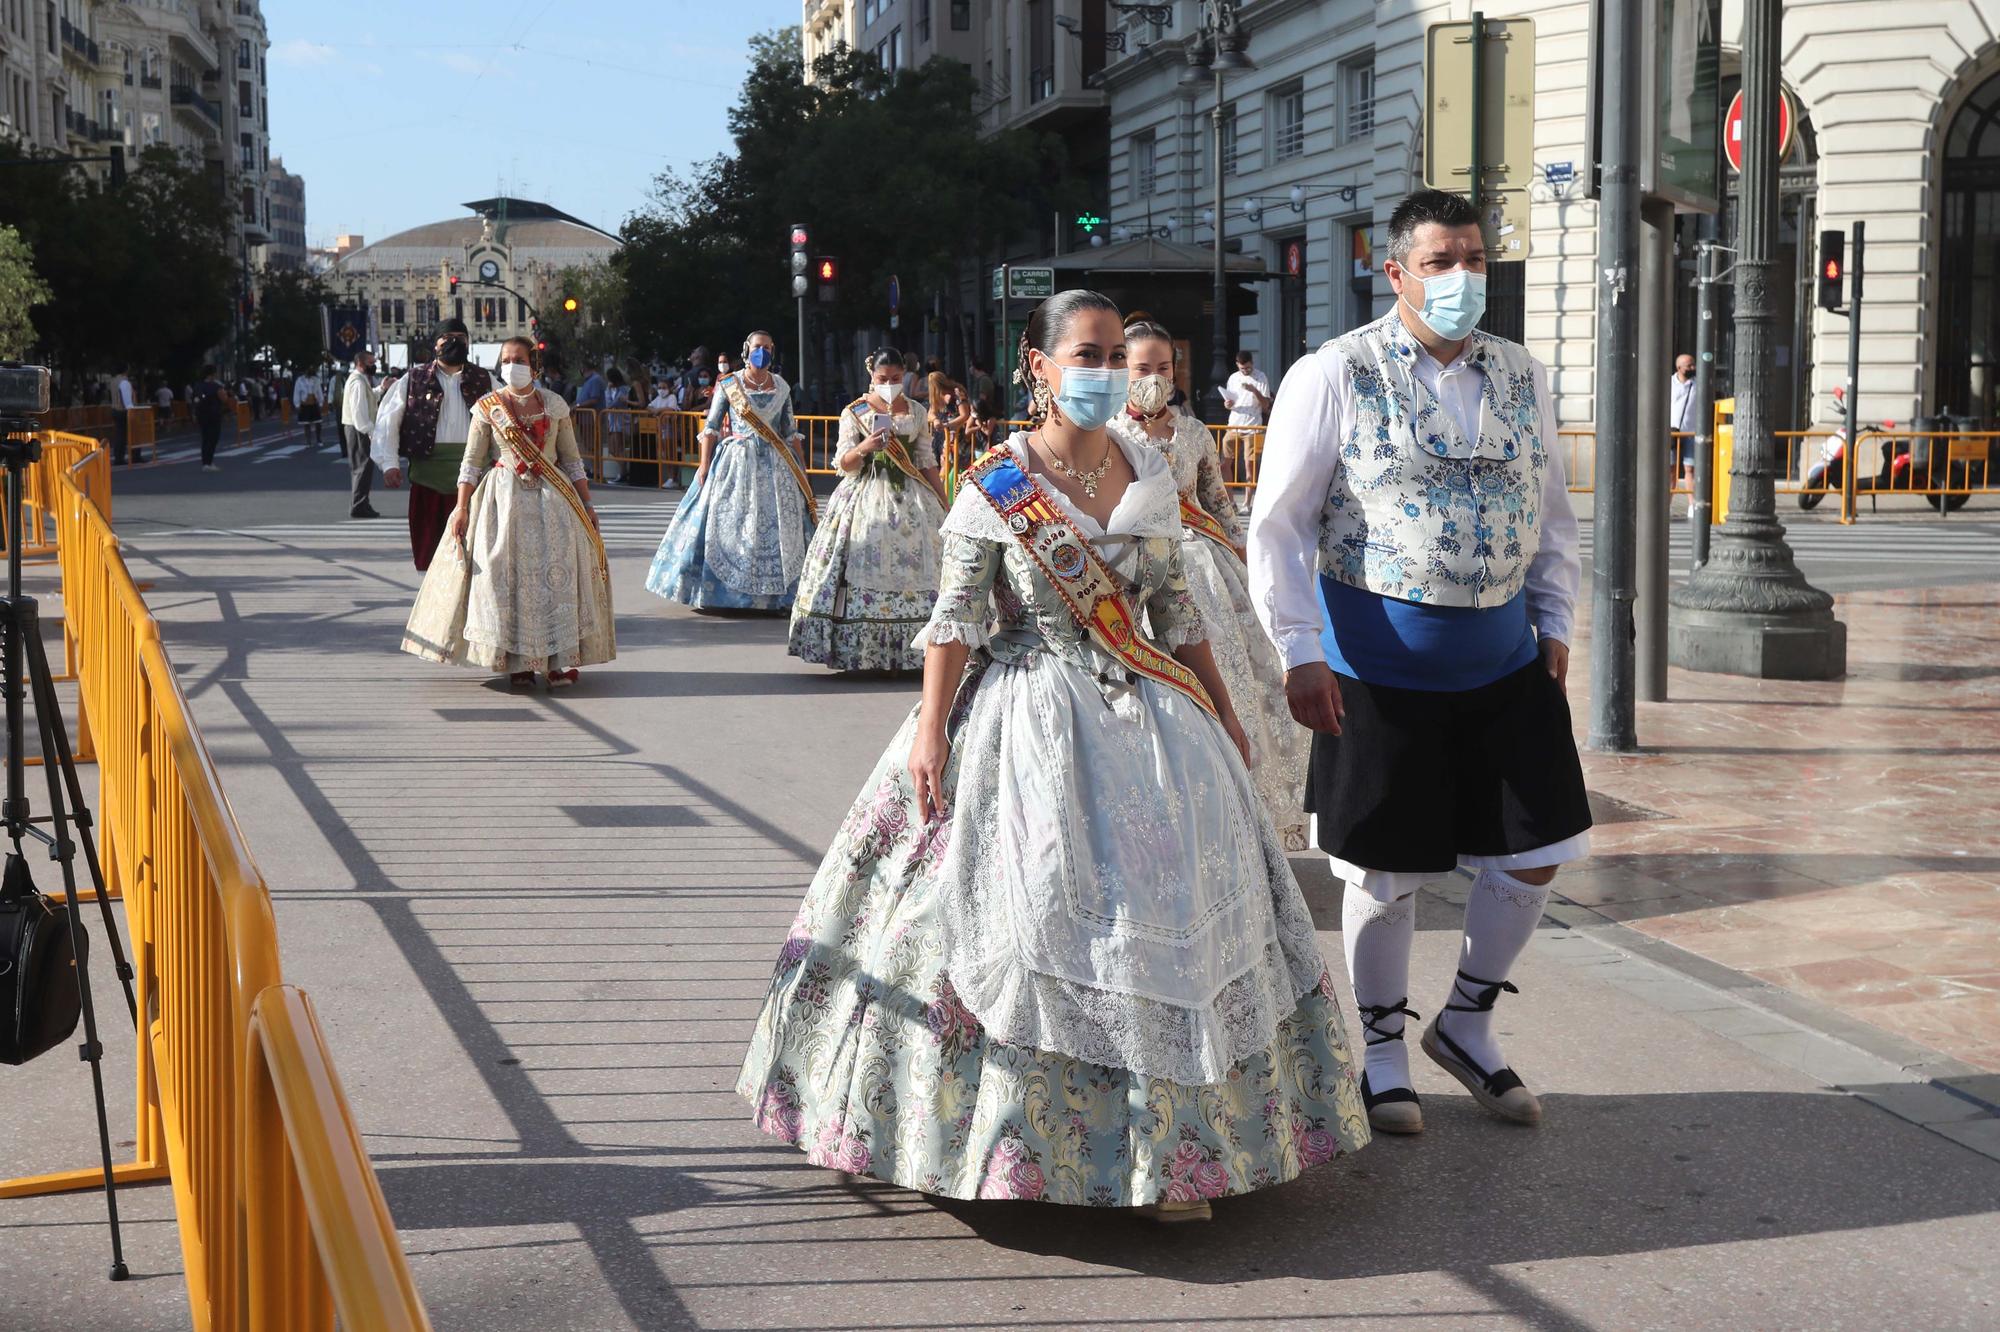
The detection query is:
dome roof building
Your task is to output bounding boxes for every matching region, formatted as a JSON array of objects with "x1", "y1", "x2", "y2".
[{"x1": 330, "y1": 198, "x2": 619, "y2": 360}]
